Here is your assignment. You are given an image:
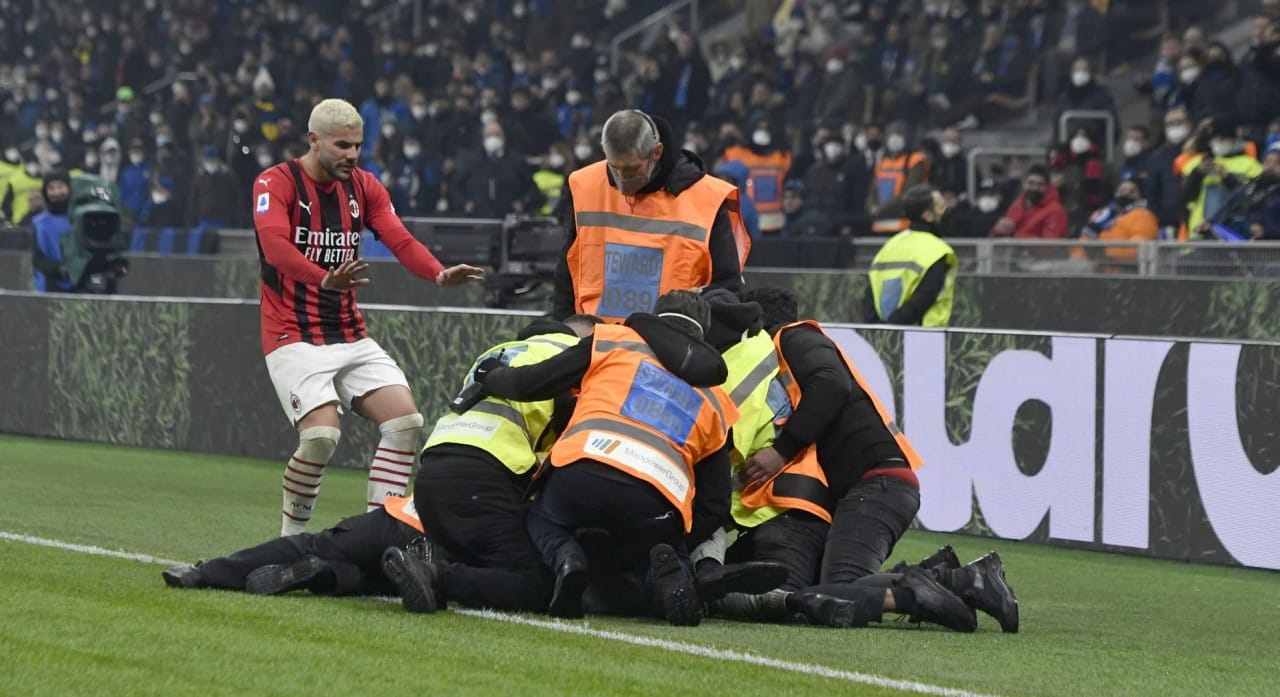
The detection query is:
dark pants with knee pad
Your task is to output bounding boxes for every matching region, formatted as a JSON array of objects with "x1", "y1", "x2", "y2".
[
  {"x1": 726, "y1": 510, "x2": 829, "y2": 591},
  {"x1": 197, "y1": 510, "x2": 419, "y2": 595},
  {"x1": 819, "y1": 475, "x2": 920, "y2": 584},
  {"x1": 413, "y1": 448, "x2": 551, "y2": 613}
]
